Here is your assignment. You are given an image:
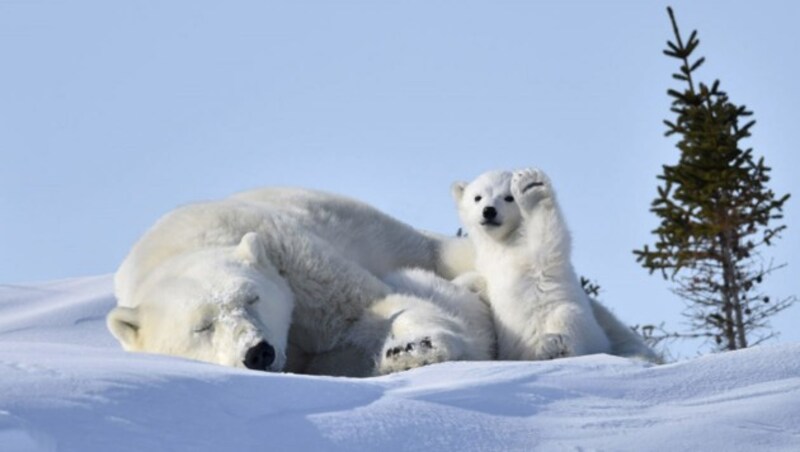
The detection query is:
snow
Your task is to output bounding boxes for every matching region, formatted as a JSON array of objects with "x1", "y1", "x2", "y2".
[{"x1": 1, "y1": 277, "x2": 798, "y2": 451}]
